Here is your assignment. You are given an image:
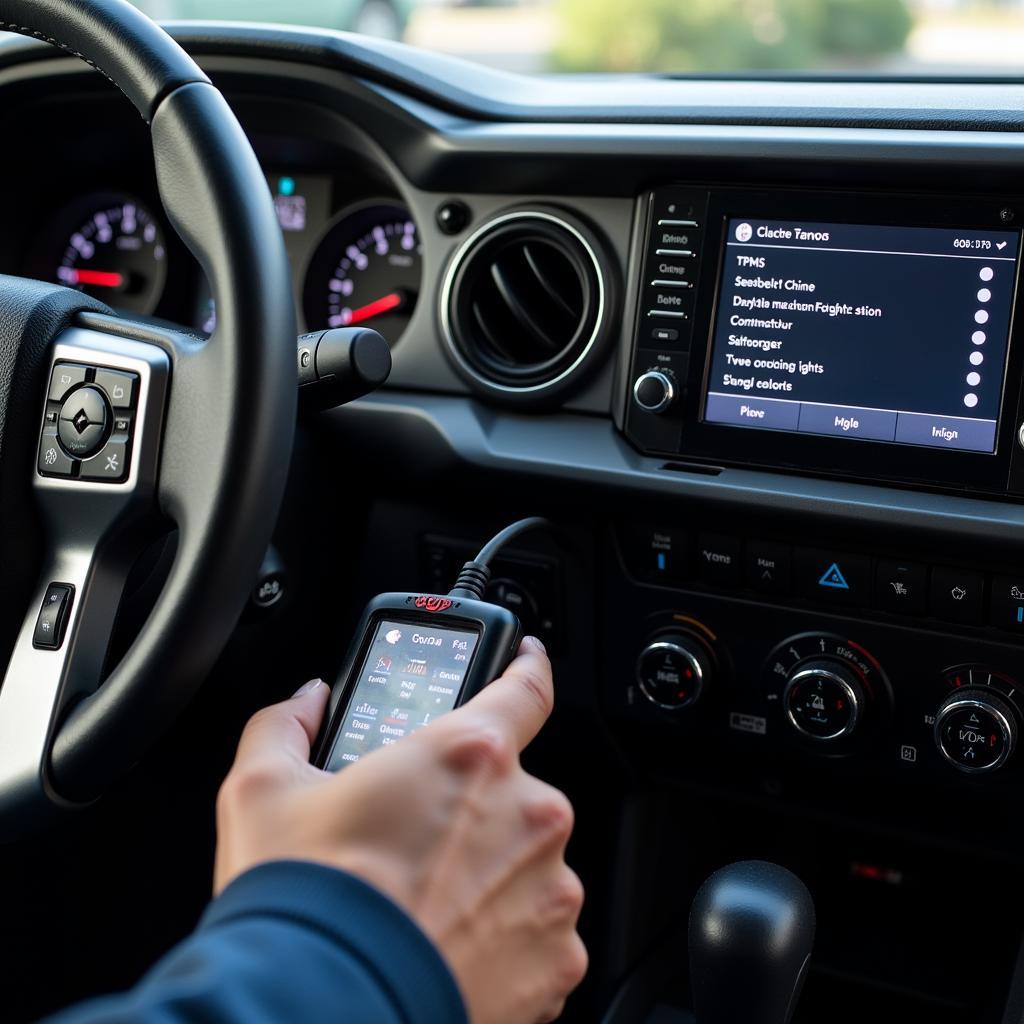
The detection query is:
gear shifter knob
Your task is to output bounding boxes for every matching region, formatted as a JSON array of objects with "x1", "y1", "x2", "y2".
[{"x1": 688, "y1": 861, "x2": 815, "y2": 1024}]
